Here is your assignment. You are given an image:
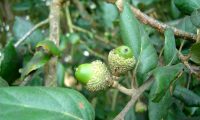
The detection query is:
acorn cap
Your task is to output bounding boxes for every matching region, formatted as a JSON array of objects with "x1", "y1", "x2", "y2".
[
  {"x1": 108, "y1": 46, "x2": 135, "y2": 76},
  {"x1": 75, "y1": 60, "x2": 113, "y2": 91}
]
